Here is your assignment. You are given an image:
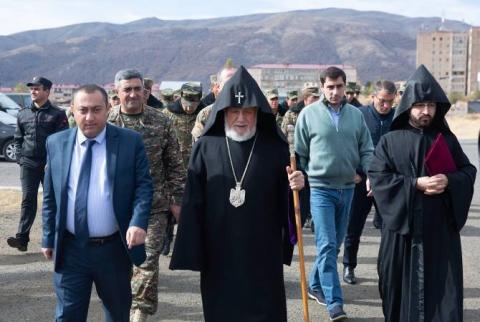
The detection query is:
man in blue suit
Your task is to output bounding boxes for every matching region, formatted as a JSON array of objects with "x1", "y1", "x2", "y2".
[{"x1": 41, "y1": 84, "x2": 153, "y2": 322}]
